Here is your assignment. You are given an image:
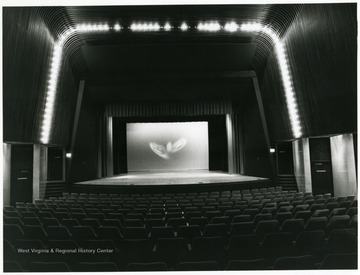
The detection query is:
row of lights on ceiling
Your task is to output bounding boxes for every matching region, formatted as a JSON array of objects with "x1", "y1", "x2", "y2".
[
  {"x1": 75, "y1": 22, "x2": 246, "y2": 32},
  {"x1": 40, "y1": 21, "x2": 302, "y2": 145}
]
